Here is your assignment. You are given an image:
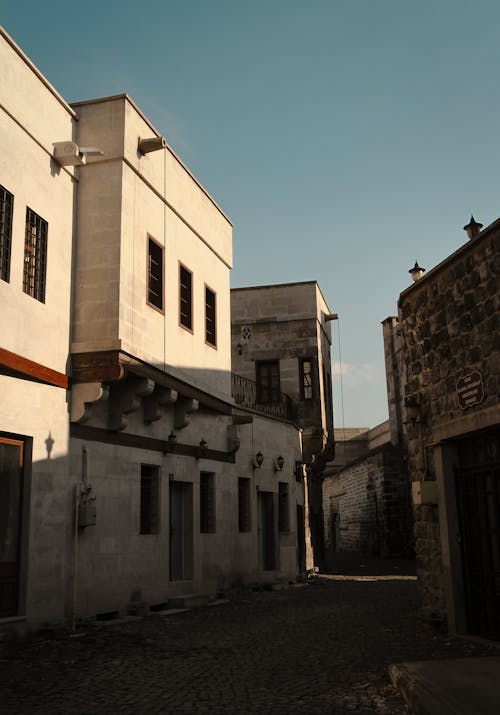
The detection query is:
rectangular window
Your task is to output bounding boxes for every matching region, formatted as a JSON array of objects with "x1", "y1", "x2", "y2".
[
  {"x1": 256, "y1": 360, "x2": 280, "y2": 403},
  {"x1": 23, "y1": 208, "x2": 48, "y2": 302},
  {"x1": 300, "y1": 358, "x2": 313, "y2": 400},
  {"x1": 0, "y1": 185, "x2": 14, "y2": 283},
  {"x1": 140, "y1": 464, "x2": 160, "y2": 534},
  {"x1": 200, "y1": 472, "x2": 215, "y2": 533},
  {"x1": 278, "y1": 482, "x2": 289, "y2": 532},
  {"x1": 179, "y1": 264, "x2": 193, "y2": 331},
  {"x1": 238, "y1": 477, "x2": 251, "y2": 532},
  {"x1": 147, "y1": 236, "x2": 163, "y2": 311},
  {"x1": 205, "y1": 285, "x2": 216, "y2": 347}
]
